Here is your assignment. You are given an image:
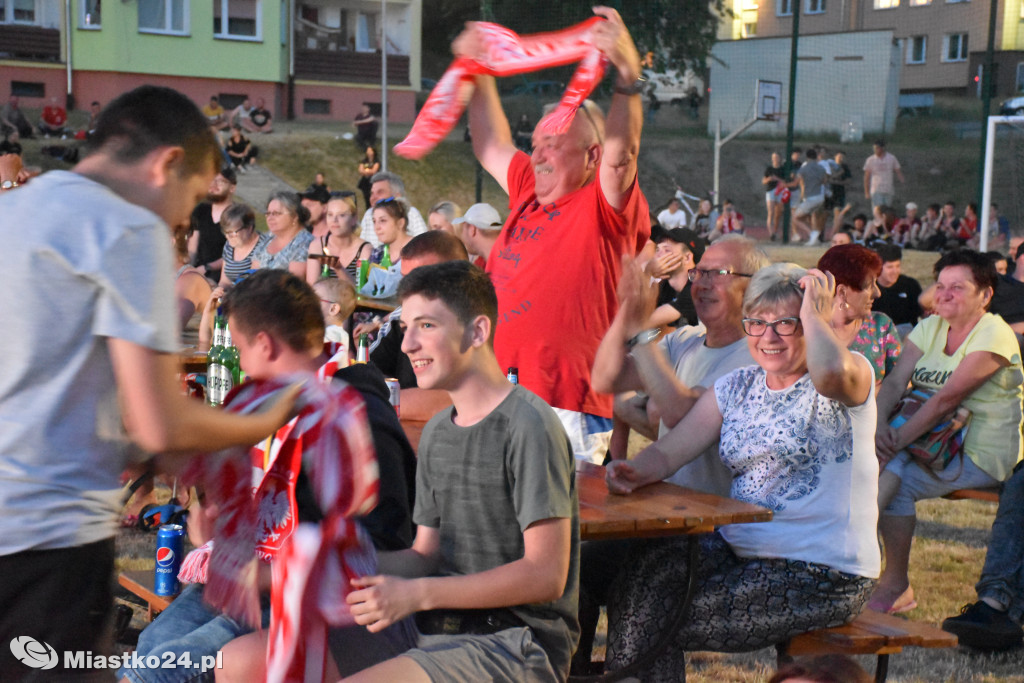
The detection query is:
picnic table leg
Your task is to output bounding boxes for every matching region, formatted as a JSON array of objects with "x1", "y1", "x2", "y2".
[
  {"x1": 874, "y1": 654, "x2": 889, "y2": 683},
  {"x1": 570, "y1": 536, "x2": 701, "y2": 682}
]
